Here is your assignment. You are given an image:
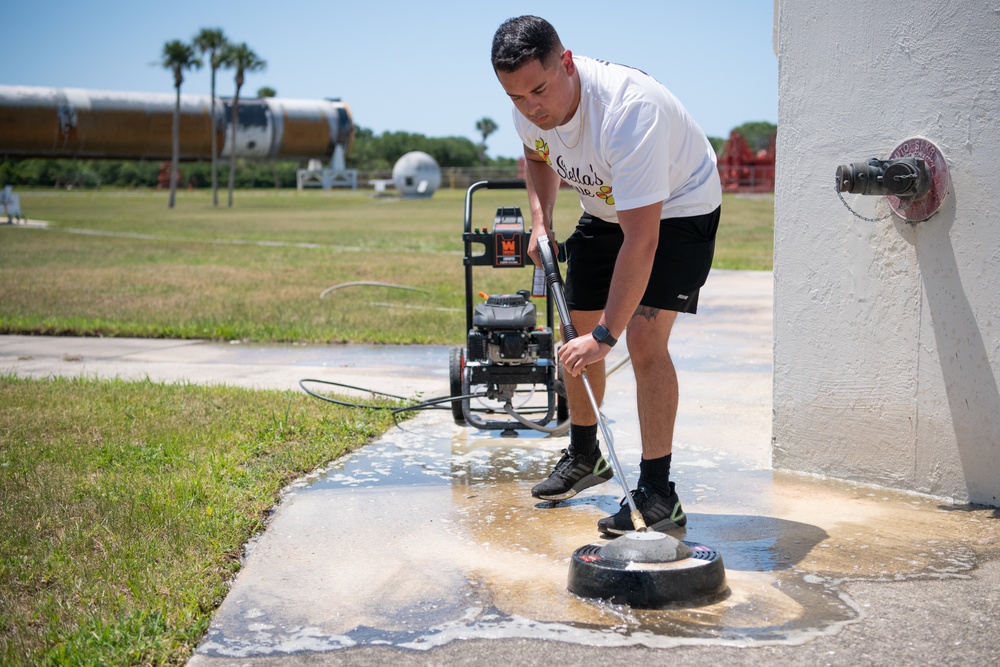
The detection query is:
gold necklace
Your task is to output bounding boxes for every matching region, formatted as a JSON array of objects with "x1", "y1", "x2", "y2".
[{"x1": 554, "y1": 97, "x2": 585, "y2": 150}]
